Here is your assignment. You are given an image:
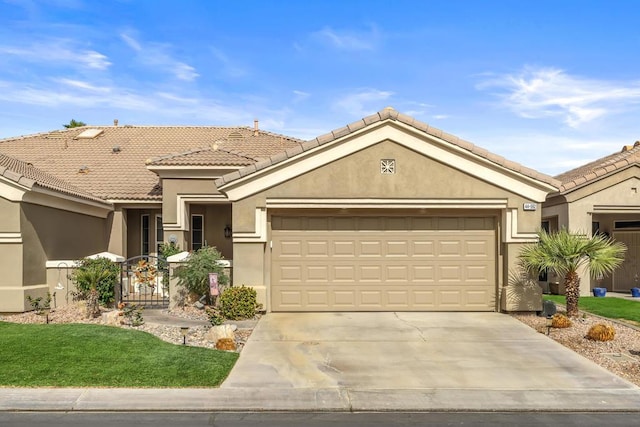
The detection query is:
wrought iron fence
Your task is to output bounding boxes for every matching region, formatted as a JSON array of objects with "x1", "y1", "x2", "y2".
[{"x1": 119, "y1": 255, "x2": 169, "y2": 308}]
